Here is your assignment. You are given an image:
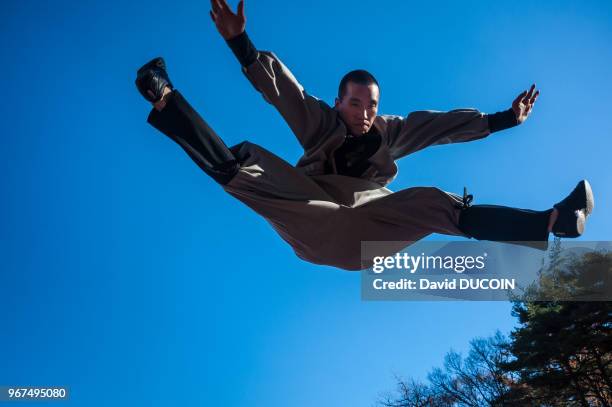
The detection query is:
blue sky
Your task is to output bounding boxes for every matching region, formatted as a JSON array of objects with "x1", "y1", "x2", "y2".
[{"x1": 2, "y1": 0, "x2": 611, "y2": 405}]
